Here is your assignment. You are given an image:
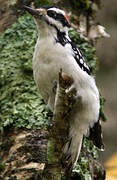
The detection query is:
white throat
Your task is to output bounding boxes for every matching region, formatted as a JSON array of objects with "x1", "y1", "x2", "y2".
[{"x1": 34, "y1": 17, "x2": 68, "y2": 39}]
